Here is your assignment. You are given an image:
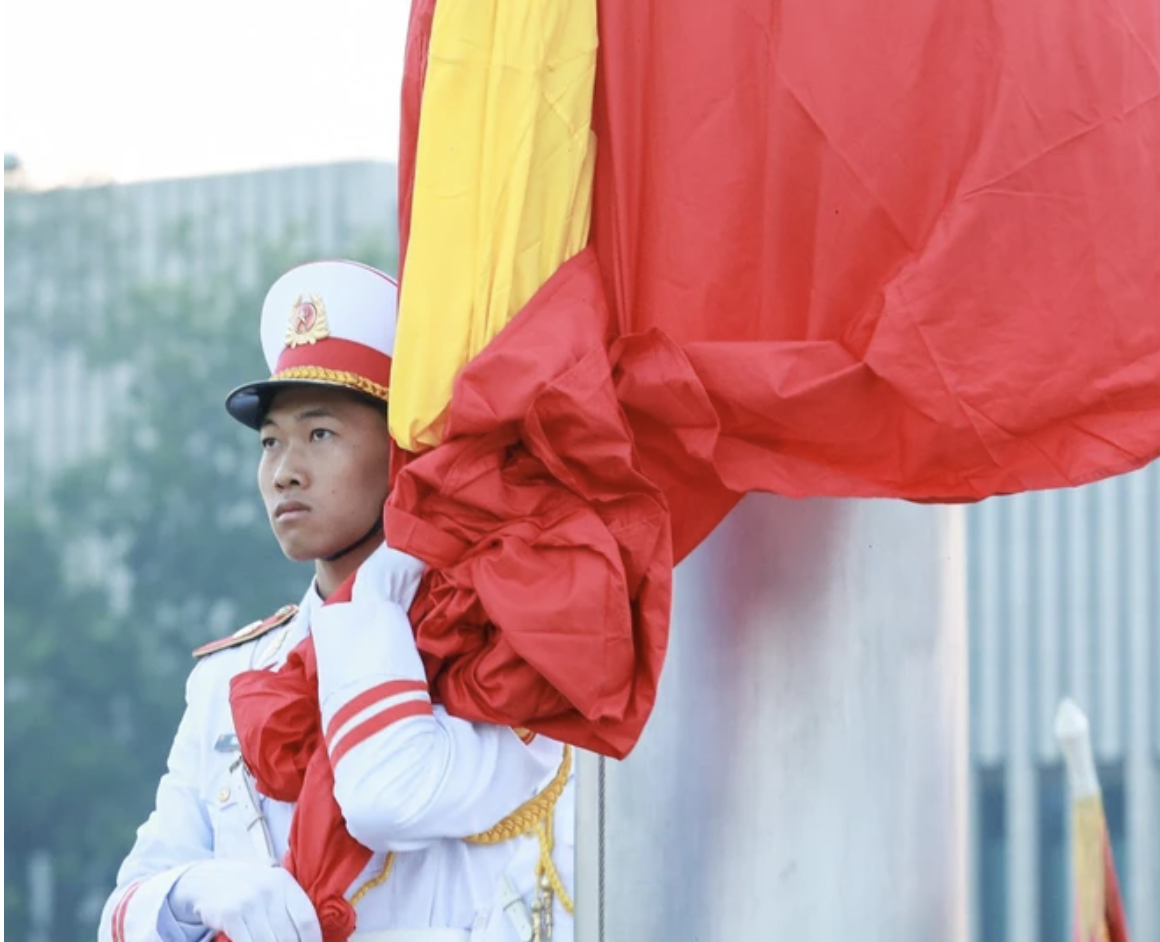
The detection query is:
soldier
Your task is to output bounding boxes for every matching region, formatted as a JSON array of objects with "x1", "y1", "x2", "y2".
[{"x1": 99, "y1": 261, "x2": 574, "y2": 942}]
